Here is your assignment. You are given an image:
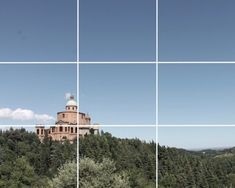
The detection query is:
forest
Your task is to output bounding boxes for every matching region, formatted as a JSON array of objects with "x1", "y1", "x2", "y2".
[
  {"x1": 159, "y1": 145, "x2": 235, "y2": 188},
  {"x1": 79, "y1": 131, "x2": 156, "y2": 188},
  {"x1": 0, "y1": 128, "x2": 156, "y2": 187},
  {"x1": 0, "y1": 128, "x2": 76, "y2": 188}
]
